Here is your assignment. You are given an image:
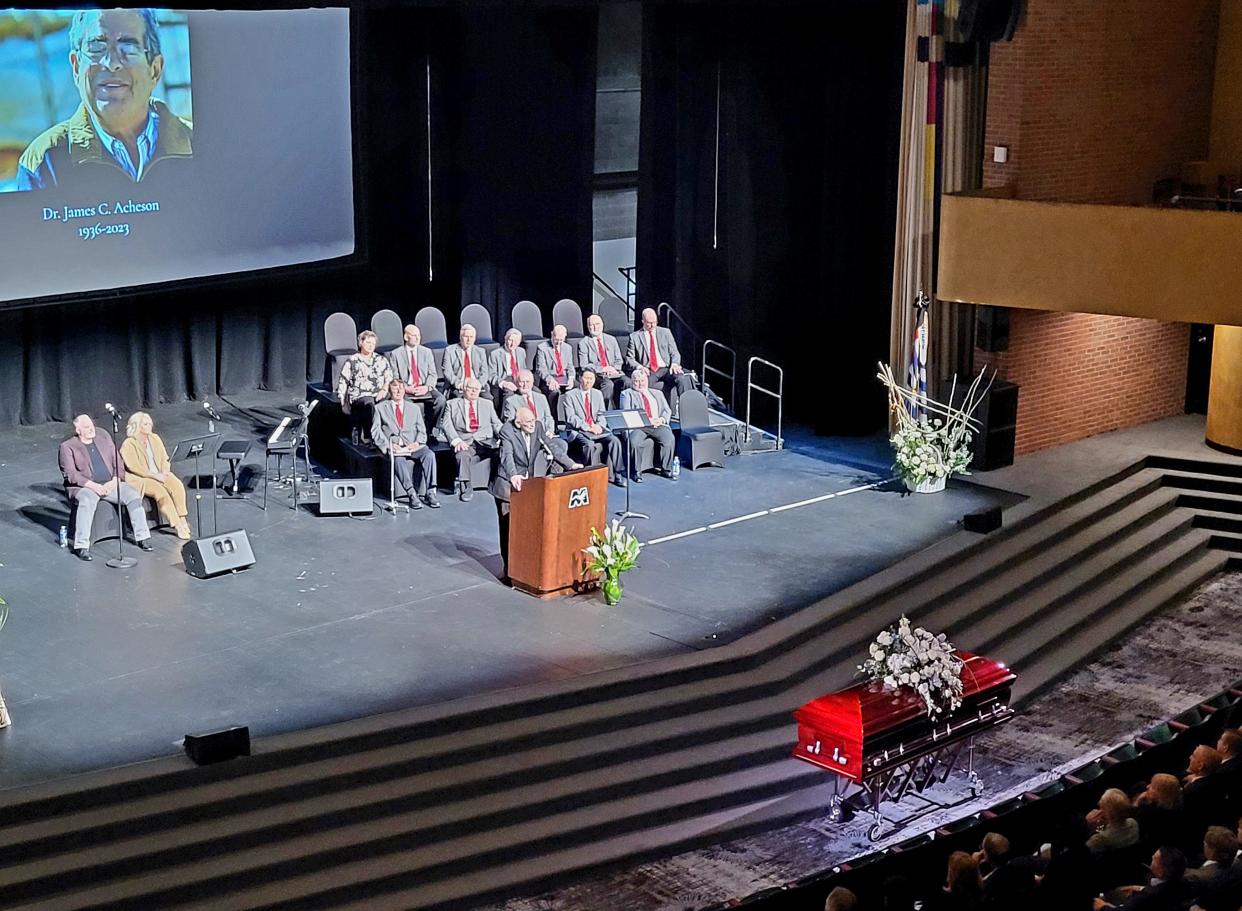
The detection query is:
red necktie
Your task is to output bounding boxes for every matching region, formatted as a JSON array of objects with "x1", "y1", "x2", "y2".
[
  {"x1": 395, "y1": 404, "x2": 404, "y2": 430},
  {"x1": 597, "y1": 338, "x2": 608, "y2": 368},
  {"x1": 468, "y1": 401, "x2": 479, "y2": 433},
  {"x1": 409, "y1": 350, "x2": 420, "y2": 386},
  {"x1": 585, "y1": 394, "x2": 594, "y2": 425},
  {"x1": 464, "y1": 348, "x2": 472, "y2": 379},
  {"x1": 642, "y1": 391, "x2": 653, "y2": 418},
  {"x1": 510, "y1": 352, "x2": 519, "y2": 377},
  {"x1": 554, "y1": 346, "x2": 564, "y2": 378},
  {"x1": 526, "y1": 395, "x2": 535, "y2": 413},
  {"x1": 648, "y1": 331, "x2": 658, "y2": 368}
]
